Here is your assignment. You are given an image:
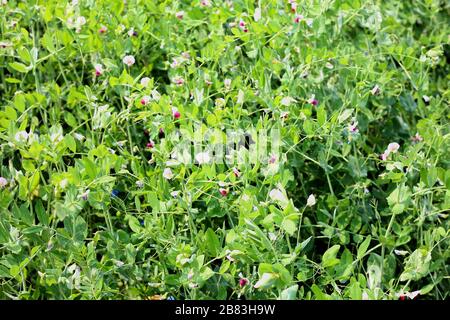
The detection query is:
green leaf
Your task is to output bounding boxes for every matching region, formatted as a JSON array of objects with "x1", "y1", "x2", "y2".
[
  {"x1": 127, "y1": 215, "x2": 141, "y2": 233},
  {"x1": 9, "y1": 62, "x2": 30, "y2": 73},
  {"x1": 10, "y1": 265, "x2": 21, "y2": 278},
  {"x1": 281, "y1": 219, "x2": 296, "y2": 236},
  {"x1": 279, "y1": 285, "x2": 298, "y2": 300},
  {"x1": 64, "y1": 135, "x2": 77, "y2": 153},
  {"x1": 317, "y1": 106, "x2": 327, "y2": 126},
  {"x1": 205, "y1": 228, "x2": 221, "y2": 256},
  {"x1": 357, "y1": 236, "x2": 371, "y2": 260},
  {"x1": 321, "y1": 245, "x2": 340, "y2": 268},
  {"x1": 400, "y1": 248, "x2": 431, "y2": 281}
]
